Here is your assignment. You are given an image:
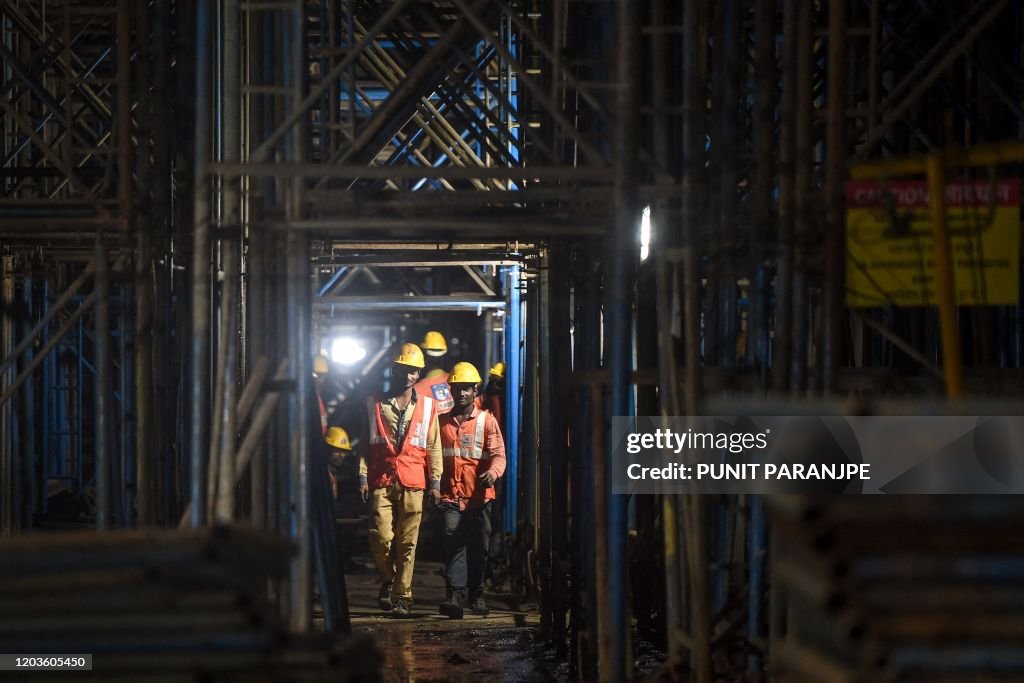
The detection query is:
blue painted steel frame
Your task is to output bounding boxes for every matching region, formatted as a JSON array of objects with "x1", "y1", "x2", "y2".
[{"x1": 502, "y1": 265, "x2": 521, "y2": 534}]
